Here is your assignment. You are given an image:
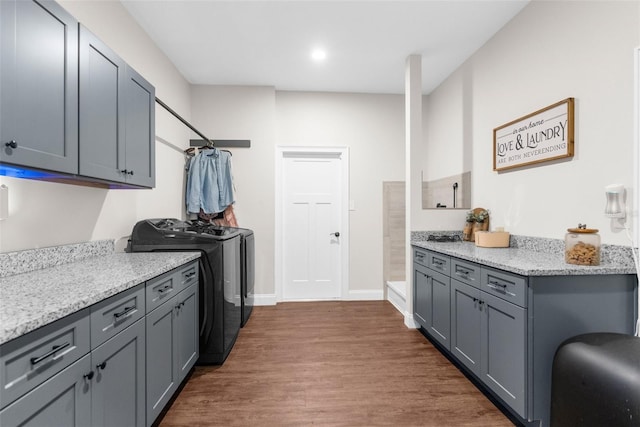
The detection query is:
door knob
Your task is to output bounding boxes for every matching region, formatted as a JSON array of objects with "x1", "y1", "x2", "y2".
[{"x1": 330, "y1": 232, "x2": 340, "y2": 237}]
